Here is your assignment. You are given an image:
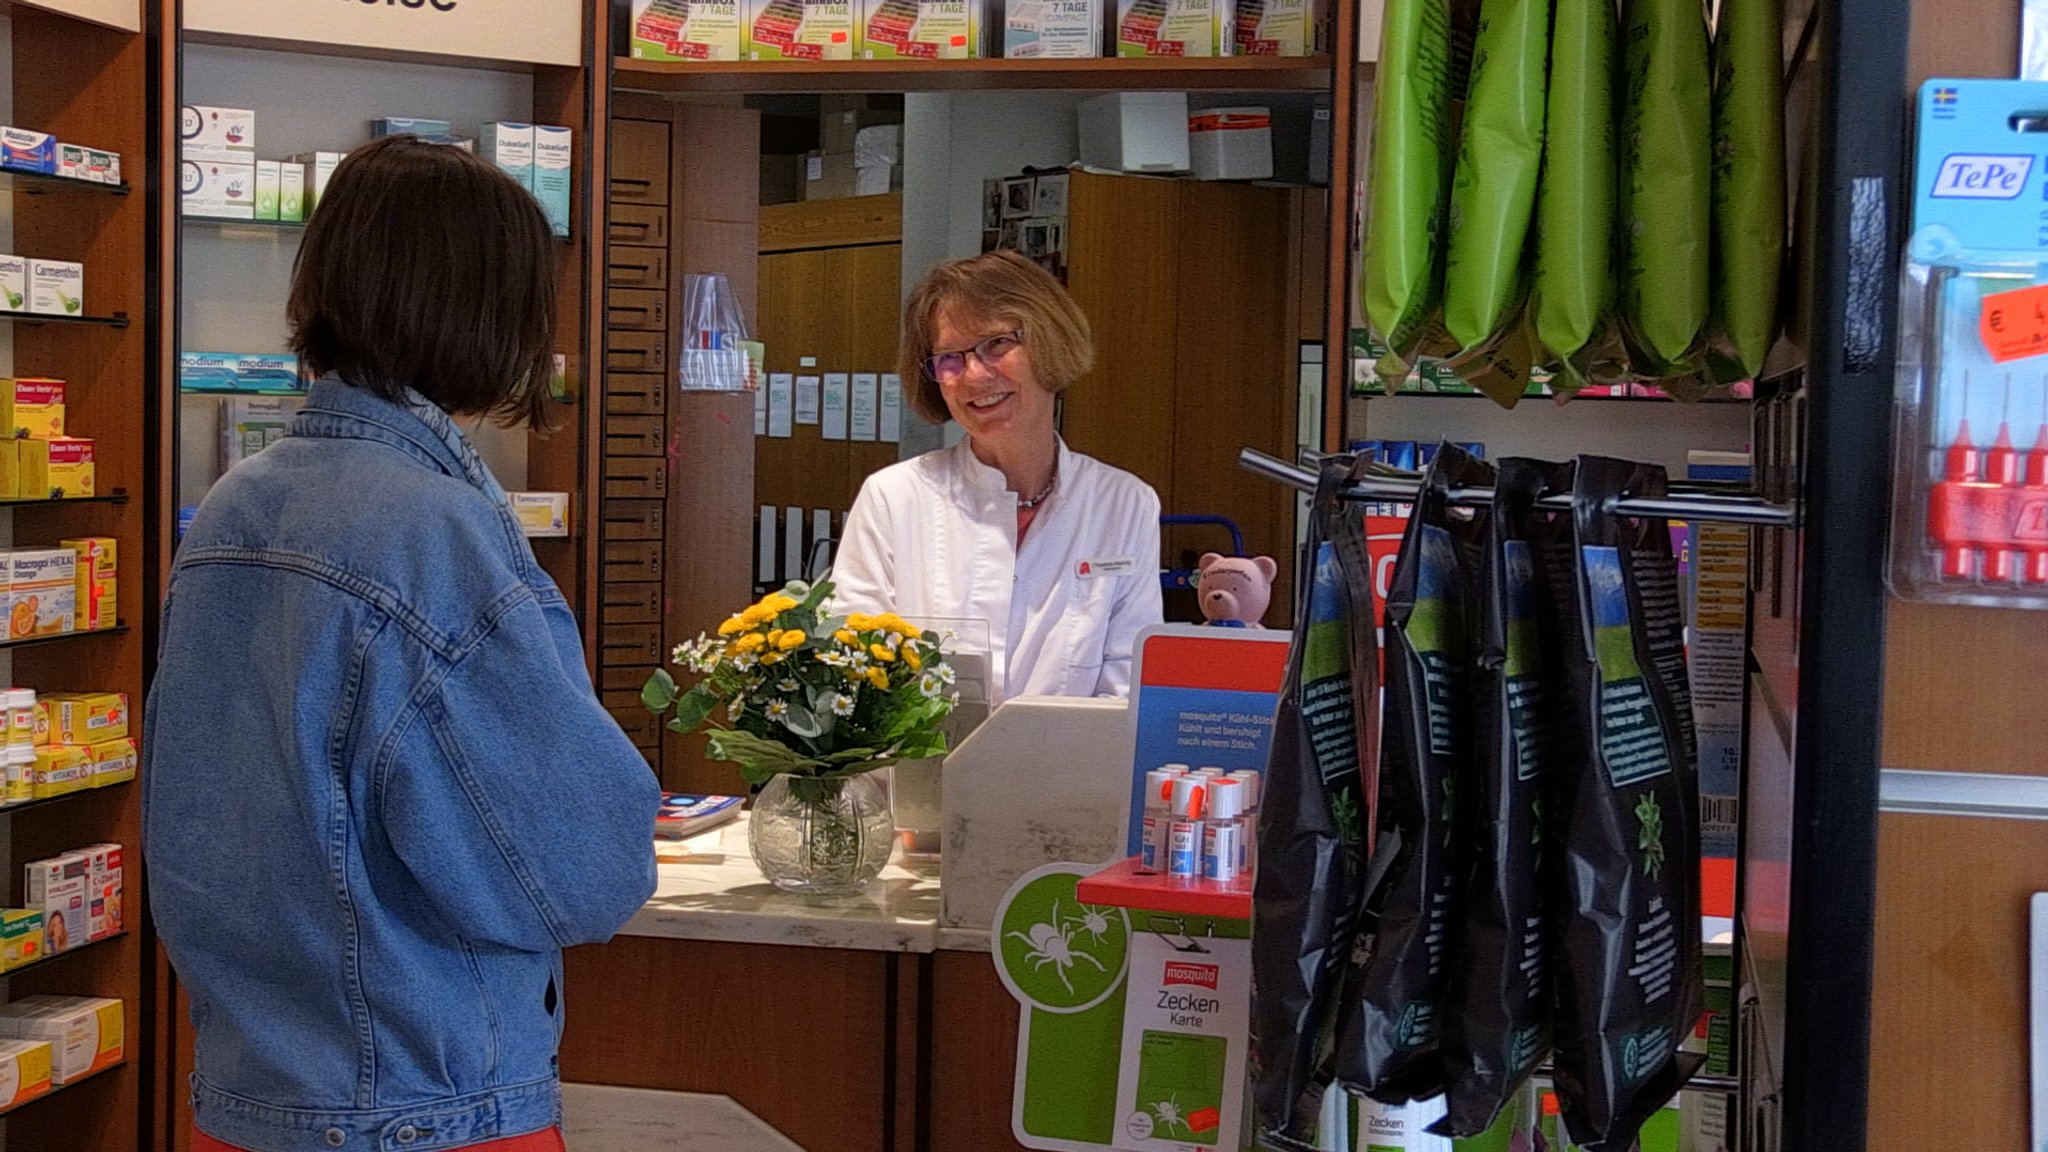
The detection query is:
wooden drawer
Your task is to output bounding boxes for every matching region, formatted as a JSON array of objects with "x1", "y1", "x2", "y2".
[
  {"x1": 603, "y1": 698, "x2": 662, "y2": 745},
  {"x1": 608, "y1": 330, "x2": 666, "y2": 375},
  {"x1": 605, "y1": 372, "x2": 666, "y2": 417},
  {"x1": 602, "y1": 622, "x2": 664, "y2": 665},
  {"x1": 608, "y1": 288, "x2": 667, "y2": 333},
  {"x1": 605, "y1": 456, "x2": 668, "y2": 500},
  {"x1": 602, "y1": 499, "x2": 666, "y2": 542},
  {"x1": 604, "y1": 540, "x2": 664, "y2": 583},
  {"x1": 610, "y1": 119, "x2": 670, "y2": 206},
  {"x1": 606, "y1": 412, "x2": 666, "y2": 457},
  {"x1": 608, "y1": 244, "x2": 667, "y2": 290},
  {"x1": 600, "y1": 662, "x2": 659, "y2": 694},
  {"x1": 610, "y1": 203, "x2": 668, "y2": 247},
  {"x1": 604, "y1": 582, "x2": 664, "y2": 626}
]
